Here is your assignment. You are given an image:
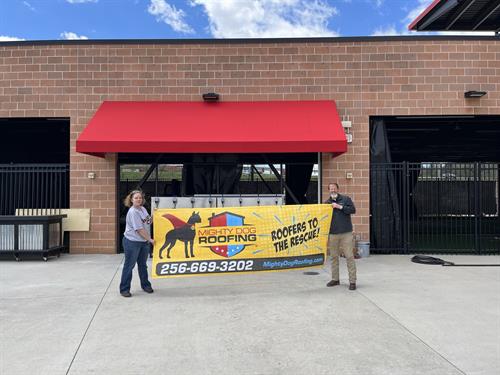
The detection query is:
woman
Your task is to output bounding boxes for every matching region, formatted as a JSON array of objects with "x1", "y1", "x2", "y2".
[{"x1": 119, "y1": 190, "x2": 155, "y2": 297}]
